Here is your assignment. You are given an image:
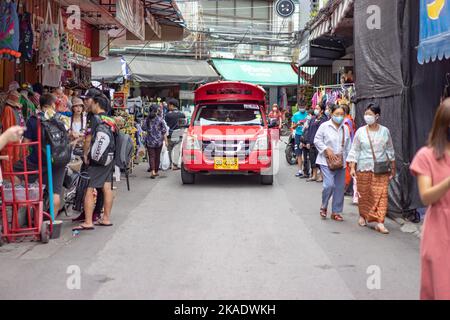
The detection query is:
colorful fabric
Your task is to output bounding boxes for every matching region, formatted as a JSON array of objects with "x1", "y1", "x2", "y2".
[
  {"x1": 0, "y1": 0, "x2": 21, "y2": 60},
  {"x1": 19, "y1": 11, "x2": 34, "y2": 62},
  {"x1": 411, "y1": 147, "x2": 450, "y2": 300},
  {"x1": 356, "y1": 171, "x2": 390, "y2": 223}
]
